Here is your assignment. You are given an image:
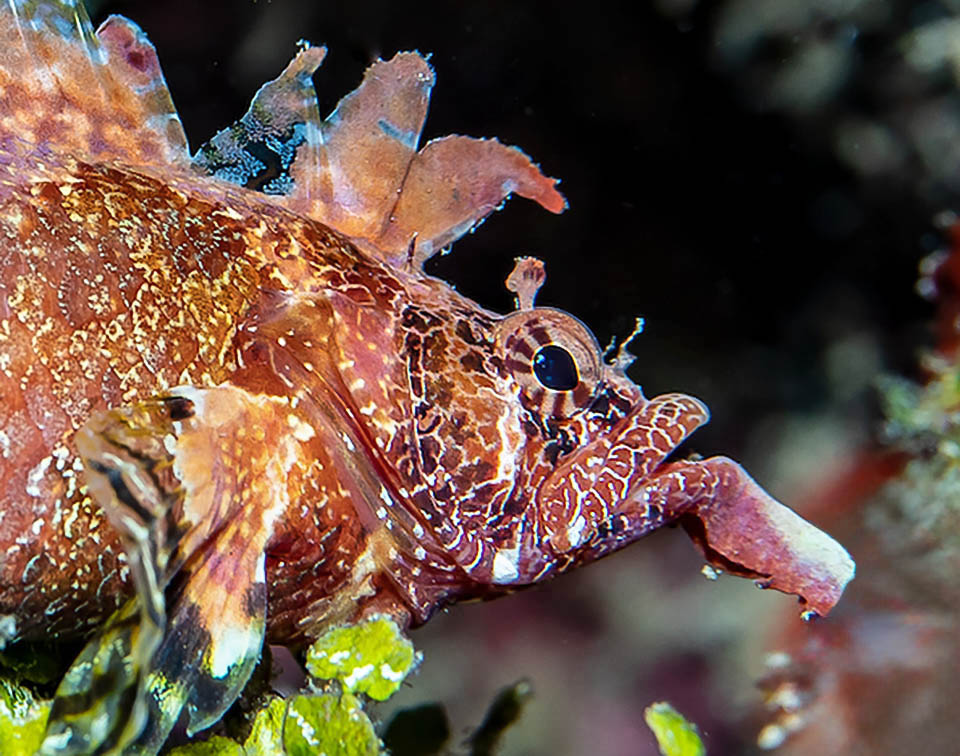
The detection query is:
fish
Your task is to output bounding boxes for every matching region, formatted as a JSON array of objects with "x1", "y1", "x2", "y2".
[{"x1": 0, "y1": 1, "x2": 855, "y2": 753}]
